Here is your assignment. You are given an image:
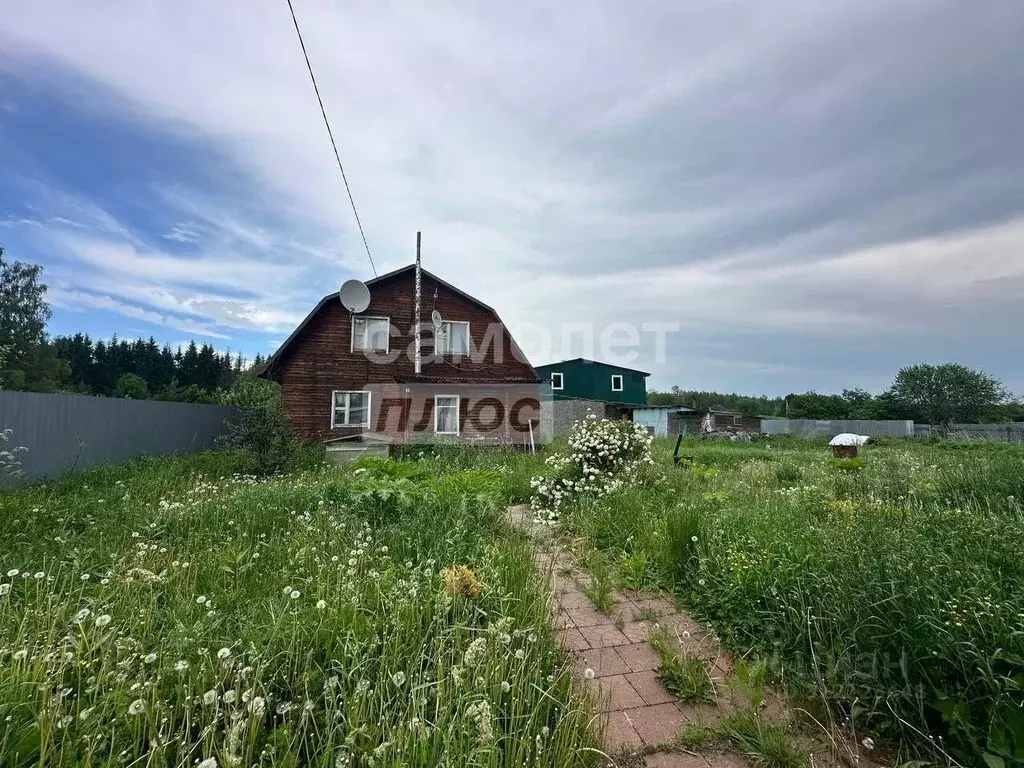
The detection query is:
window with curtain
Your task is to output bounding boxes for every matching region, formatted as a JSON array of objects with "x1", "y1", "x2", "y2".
[
  {"x1": 436, "y1": 321, "x2": 469, "y2": 355},
  {"x1": 352, "y1": 317, "x2": 390, "y2": 352},
  {"x1": 332, "y1": 391, "x2": 370, "y2": 427},
  {"x1": 434, "y1": 395, "x2": 459, "y2": 435}
]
